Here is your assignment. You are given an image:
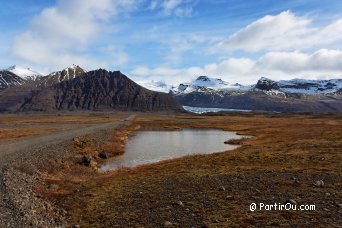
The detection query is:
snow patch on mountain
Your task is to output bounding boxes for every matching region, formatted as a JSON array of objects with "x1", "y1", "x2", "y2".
[
  {"x1": 172, "y1": 76, "x2": 252, "y2": 94},
  {"x1": 0, "y1": 70, "x2": 26, "y2": 89},
  {"x1": 278, "y1": 78, "x2": 342, "y2": 94},
  {"x1": 255, "y1": 77, "x2": 342, "y2": 94},
  {"x1": 6, "y1": 65, "x2": 42, "y2": 80},
  {"x1": 39, "y1": 65, "x2": 86, "y2": 86}
]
